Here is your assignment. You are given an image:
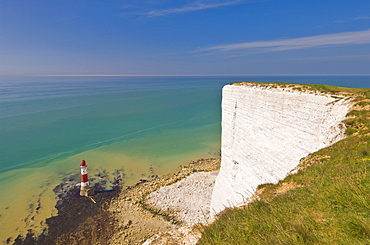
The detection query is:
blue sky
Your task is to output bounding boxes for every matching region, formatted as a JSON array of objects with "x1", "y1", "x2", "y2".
[{"x1": 1, "y1": 0, "x2": 370, "y2": 75}]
